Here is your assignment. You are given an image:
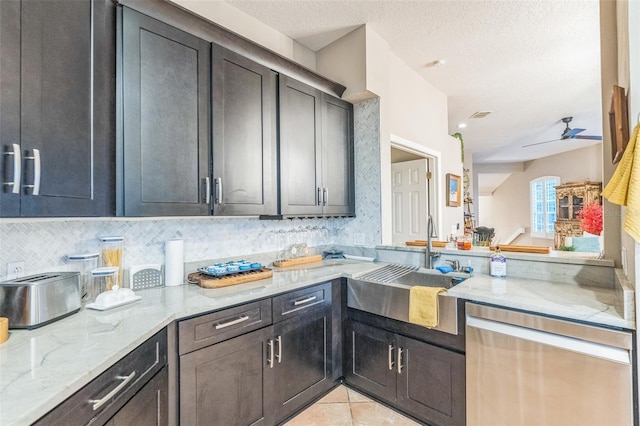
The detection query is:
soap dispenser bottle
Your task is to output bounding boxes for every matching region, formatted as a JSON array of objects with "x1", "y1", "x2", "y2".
[{"x1": 490, "y1": 246, "x2": 507, "y2": 277}]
